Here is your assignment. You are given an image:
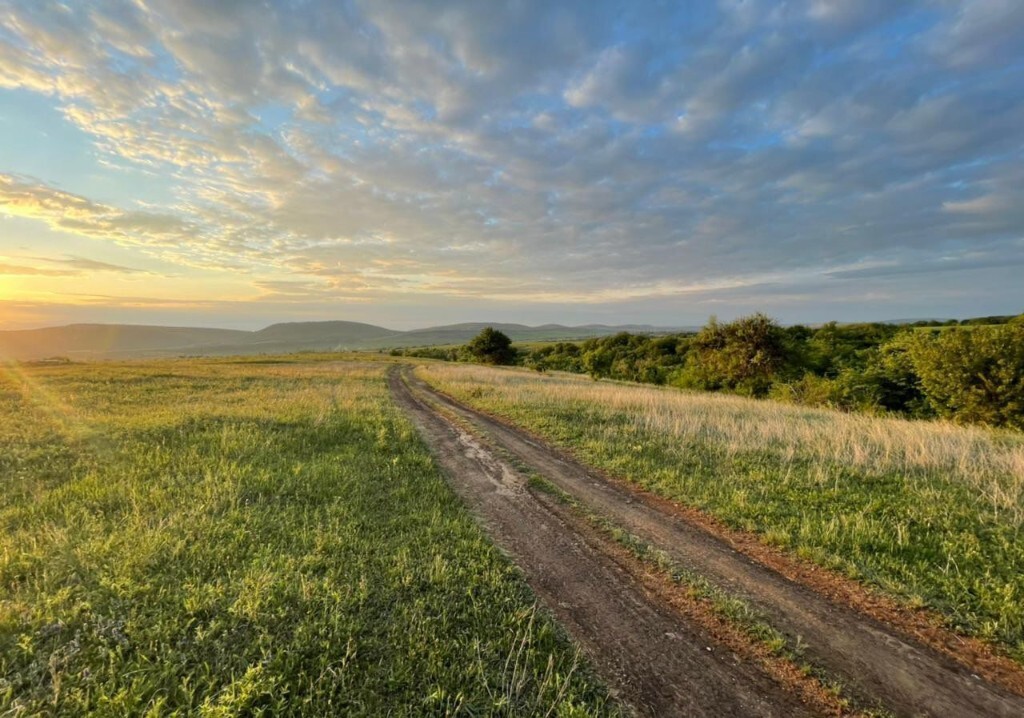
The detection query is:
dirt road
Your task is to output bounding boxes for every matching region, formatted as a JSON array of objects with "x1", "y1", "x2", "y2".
[
  {"x1": 390, "y1": 367, "x2": 815, "y2": 716},
  {"x1": 391, "y1": 366, "x2": 1024, "y2": 717}
]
